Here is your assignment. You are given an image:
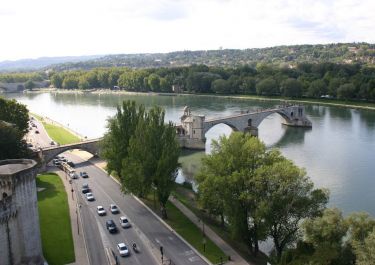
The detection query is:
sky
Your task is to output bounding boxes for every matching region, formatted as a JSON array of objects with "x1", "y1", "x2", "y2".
[{"x1": 0, "y1": 0, "x2": 374, "y2": 61}]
